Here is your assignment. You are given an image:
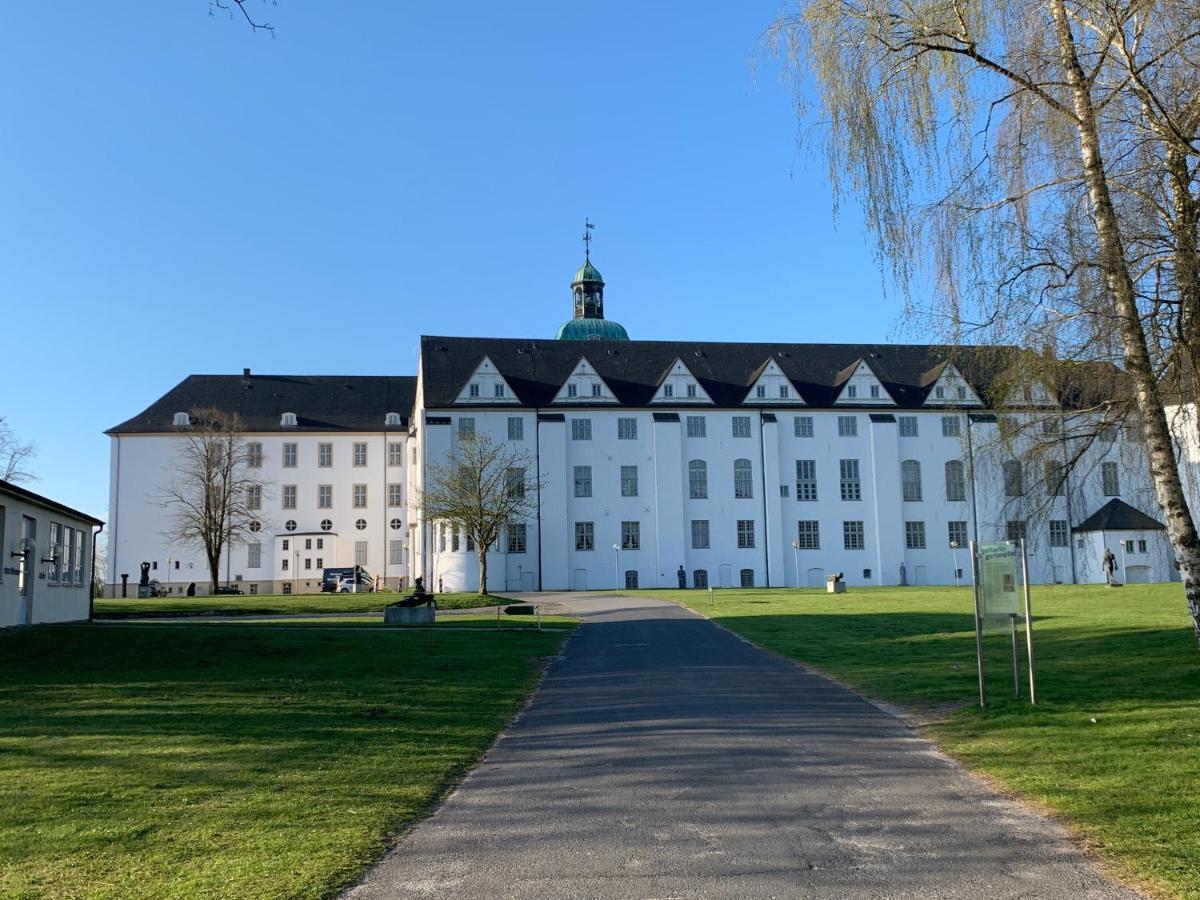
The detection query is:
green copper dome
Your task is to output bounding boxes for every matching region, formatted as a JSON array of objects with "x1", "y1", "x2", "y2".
[
  {"x1": 555, "y1": 317, "x2": 630, "y2": 341},
  {"x1": 572, "y1": 260, "x2": 604, "y2": 284}
]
